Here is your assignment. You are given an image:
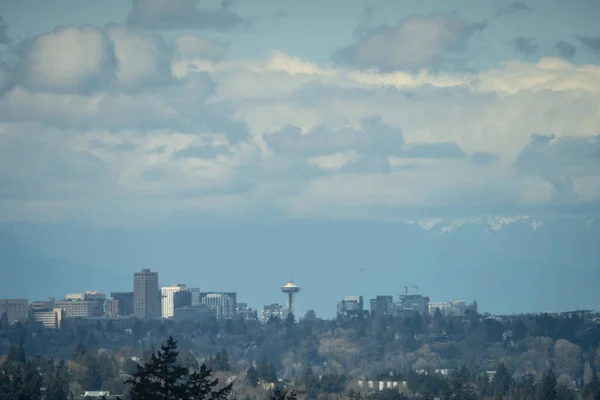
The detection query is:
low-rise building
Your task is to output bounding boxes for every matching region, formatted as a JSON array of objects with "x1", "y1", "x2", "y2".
[
  {"x1": 236, "y1": 303, "x2": 258, "y2": 321},
  {"x1": 260, "y1": 303, "x2": 286, "y2": 323},
  {"x1": 396, "y1": 294, "x2": 429, "y2": 317},
  {"x1": 0, "y1": 298, "x2": 29, "y2": 325},
  {"x1": 428, "y1": 300, "x2": 477, "y2": 316},
  {"x1": 173, "y1": 305, "x2": 215, "y2": 323},
  {"x1": 29, "y1": 299, "x2": 63, "y2": 329},
  {"x1": 370, "y1": 296, "x2": 394, "y2": 316},
  {"x1": 337, "y1": 296, "x2": 365, "y2": 319}
]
